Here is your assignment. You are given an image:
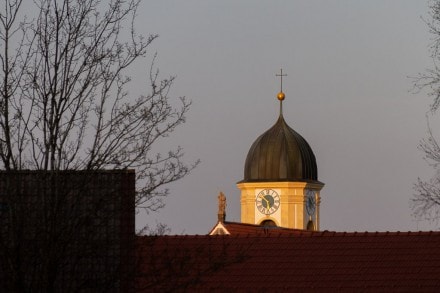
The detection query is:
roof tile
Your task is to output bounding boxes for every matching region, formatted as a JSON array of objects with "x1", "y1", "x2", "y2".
[{"x1": 136, "y1": 228, "x2": 440, "y2": 291}]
